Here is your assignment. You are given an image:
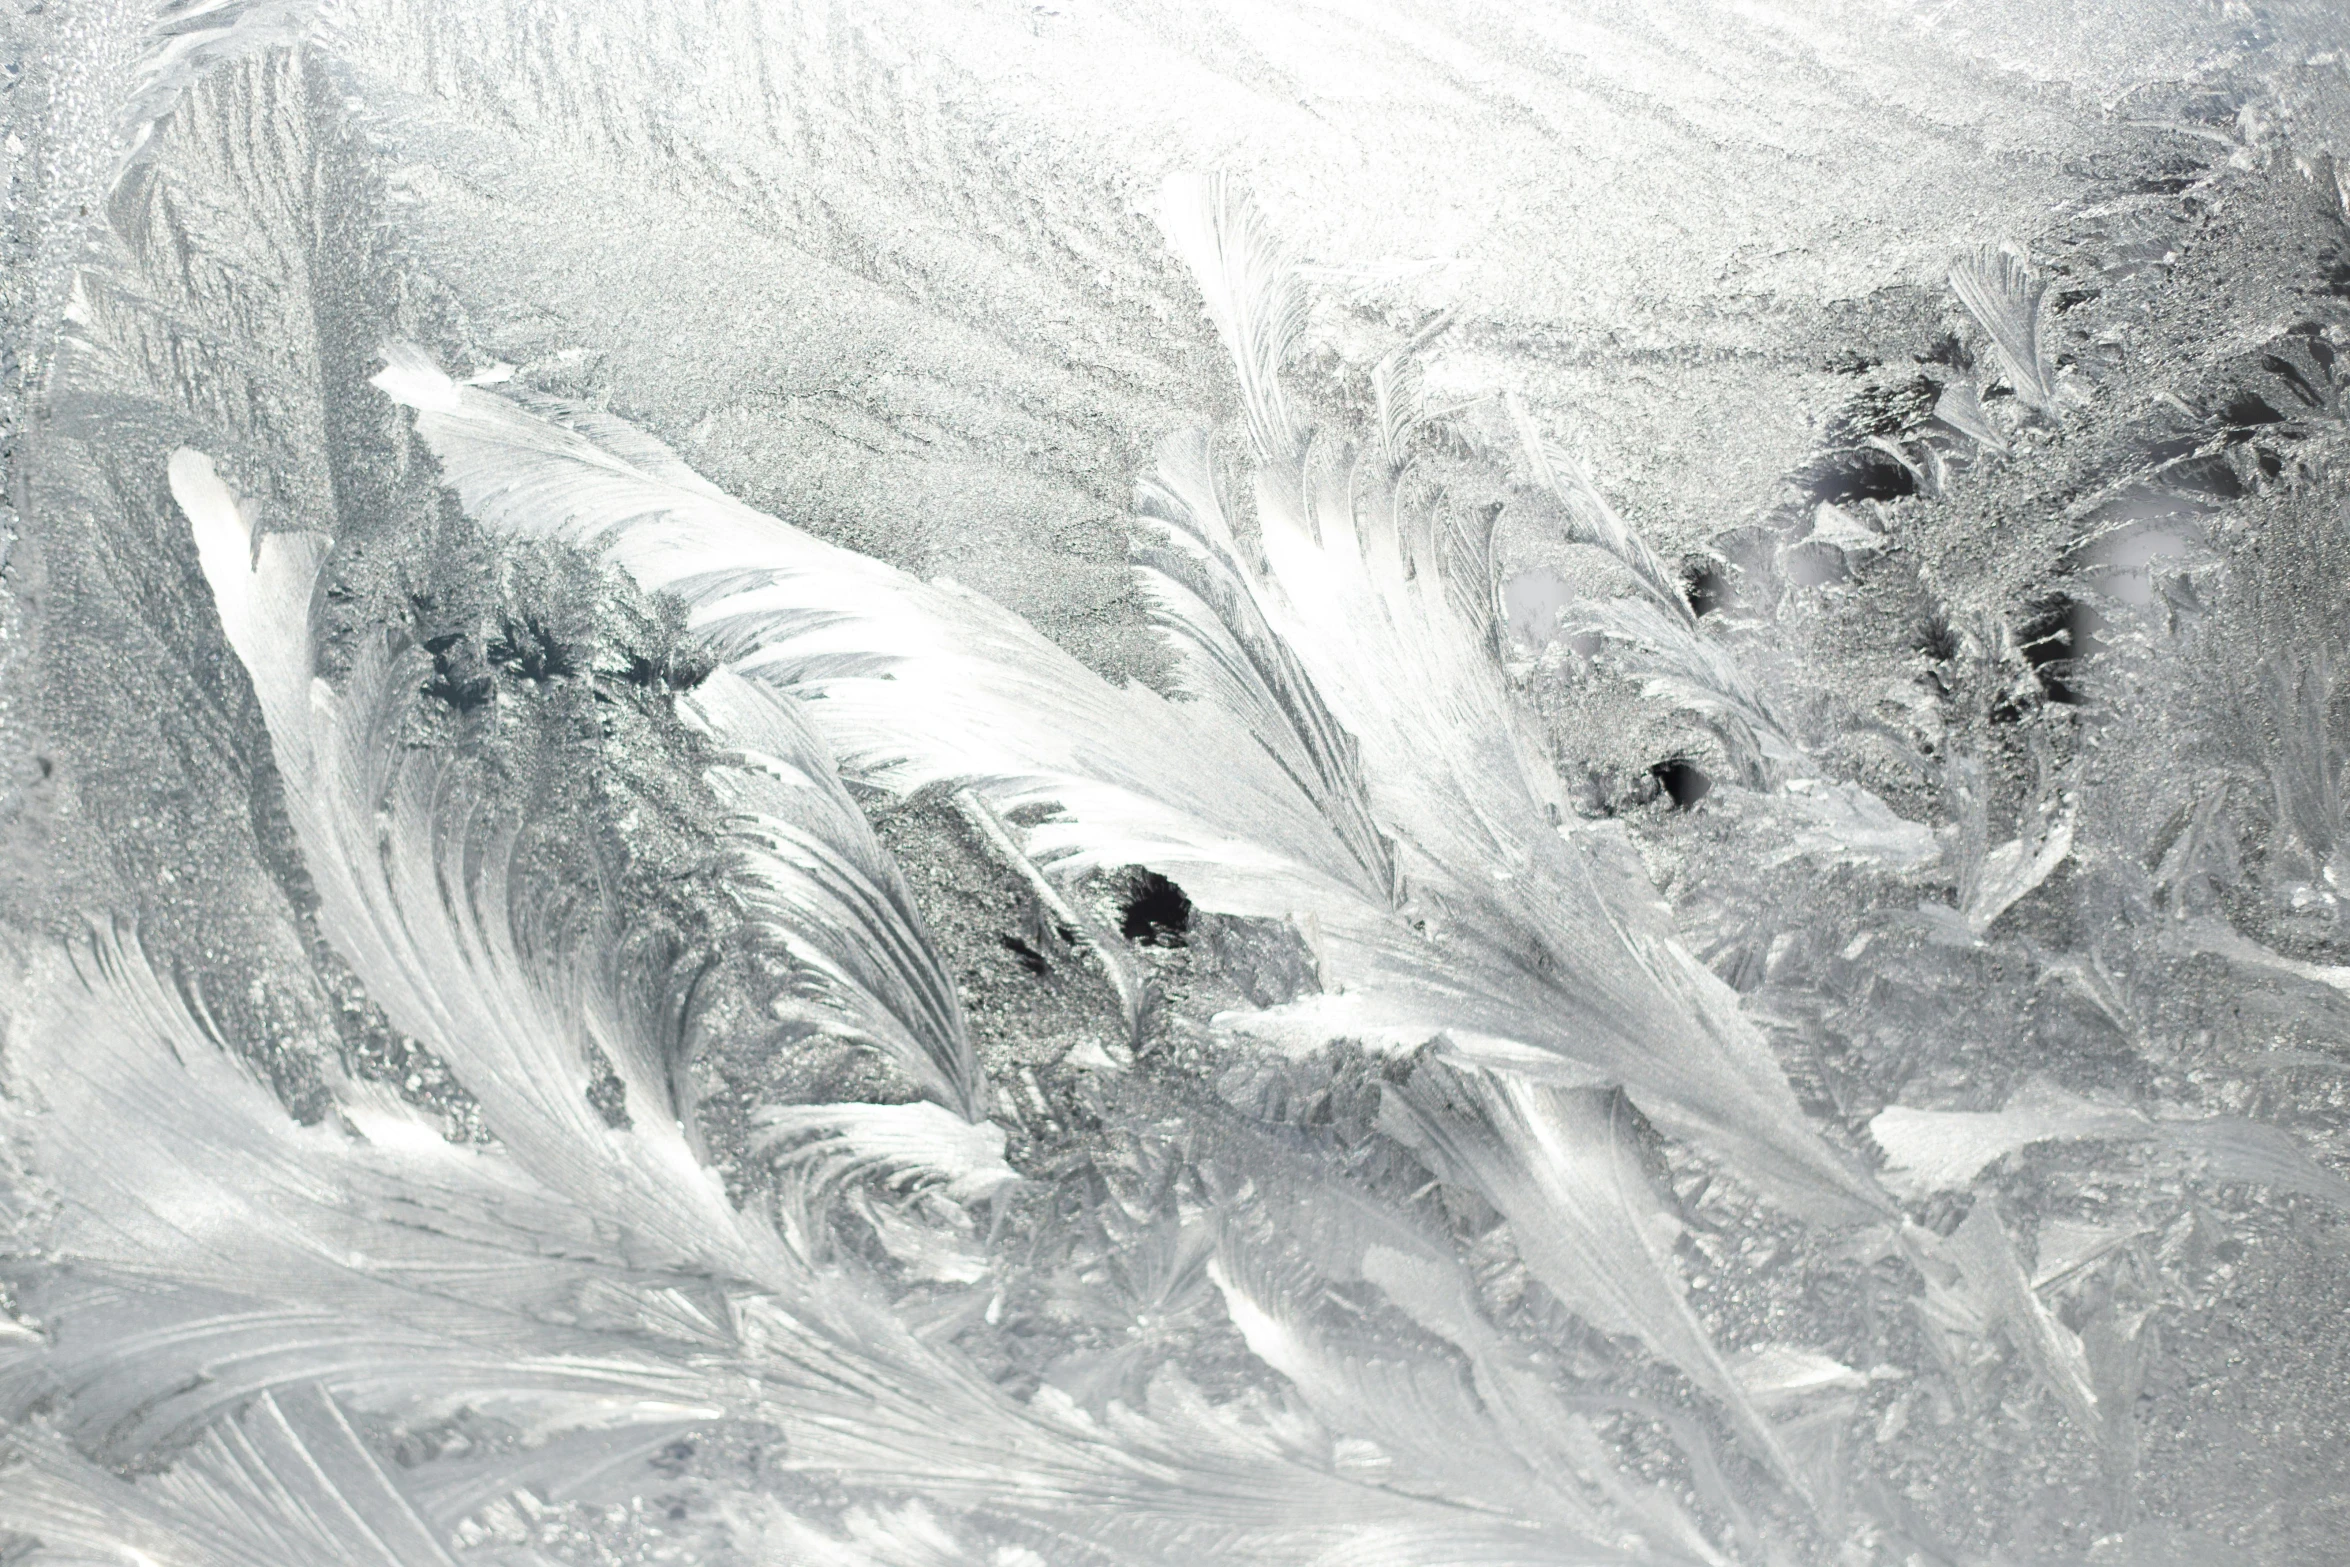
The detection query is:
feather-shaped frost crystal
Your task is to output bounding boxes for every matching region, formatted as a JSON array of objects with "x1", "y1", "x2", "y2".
[{"x1": 1949, "y1": 245, "x2": 2062, "y2": 415}]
